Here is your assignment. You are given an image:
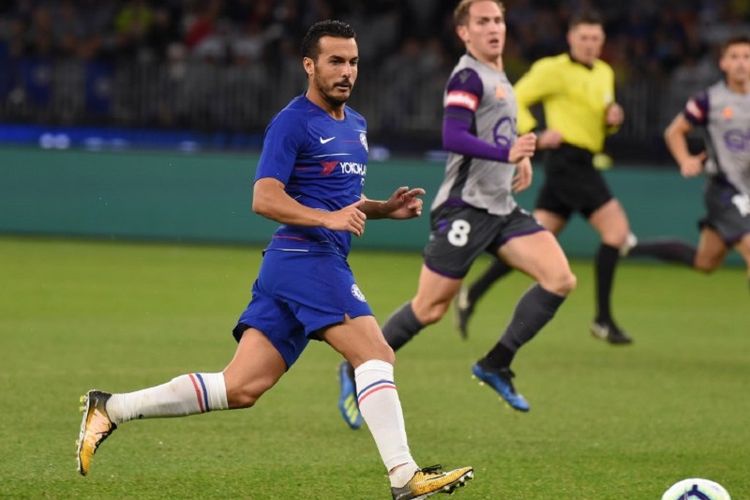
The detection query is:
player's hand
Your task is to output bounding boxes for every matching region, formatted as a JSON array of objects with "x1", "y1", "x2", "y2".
[
  {"x1": 508, "y1": 133, "x2": 536, "y2": 163},
  {"x1": 537, "y1": 129, "x2": 563, "y2": 149},
  {"x1": 512, "y1": 157, "x2": 533, "y2": 193},
  {"x1": 606, "y1": 103, "x2": 625, "y2": 127},
  {"x1": 679, "y1": 152, "x2": 706, "y2": 178},
  {"x1": 381, "y1": 186, "x2": 426, "y2": 219},
  {"x1": 324, "y1": 198, "x2": 367, "y2": 236}
]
